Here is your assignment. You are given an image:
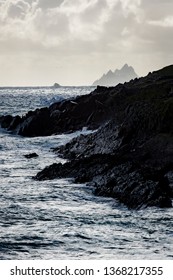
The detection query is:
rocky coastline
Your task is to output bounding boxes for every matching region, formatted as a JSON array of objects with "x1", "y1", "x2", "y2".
[{"x1": 1, "y1": 65, "x2": 173, "y2": 209}]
